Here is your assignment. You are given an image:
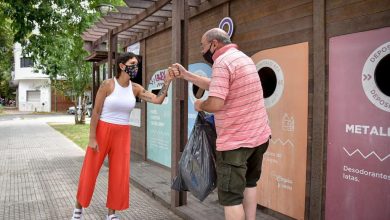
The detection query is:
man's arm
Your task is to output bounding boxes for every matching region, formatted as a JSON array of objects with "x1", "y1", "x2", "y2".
[
  {"x1": 194, "y1": 96, "x2": 224, "y2": 113},
  {"x1": 172, "y1": 63, "x2": 211, "y2": 90}
]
